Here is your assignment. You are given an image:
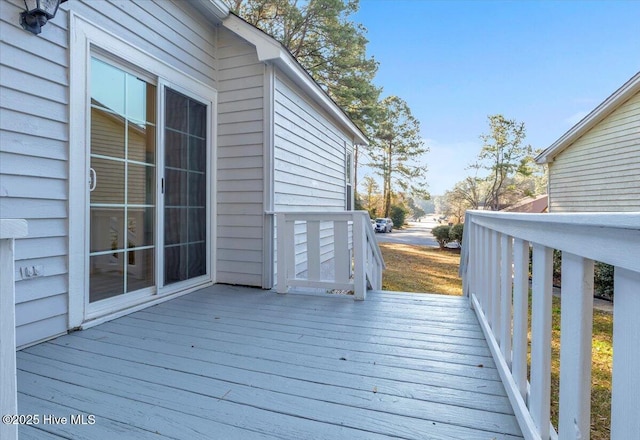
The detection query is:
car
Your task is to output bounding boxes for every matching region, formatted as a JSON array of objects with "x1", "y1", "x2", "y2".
[{"x1": 374, "y1": 218, "x2": 393, "y2": 233}]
